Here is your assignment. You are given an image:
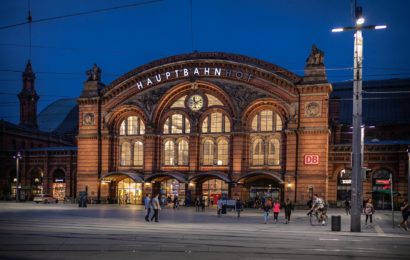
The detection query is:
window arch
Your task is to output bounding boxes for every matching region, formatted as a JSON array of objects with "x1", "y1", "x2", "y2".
[
  {"x1": 163, "y1": 113, "x2": 190, "y2": 134},
  {"x1": 164, "y1": 140, "x2": 175, "y2": 166},
  {"x1": 267, "y1": 138, "x2": 280, "y2": 165},
  {"x1": 133, "y1": 141, "x2": 143, "y2": 166},
  {"x1": 251, "y1": 110, "x2": 282, "y2": 132},
  {"x1": 177, "y1": 139, "x2": 189, "y2": 165},
  {"x1": 121, "y1": 142, "x2": 131, "y2": 166},
  {"x1": 163, "y1": 138, "x2": 189, "y2": 166},
  {"x1": 201, "y1": 112, "x2": 231, "y2": 133},
  {"x1": 119, "y1": 116, "x2": 145, "y2": 136},
  {"x1": 251, "y1": 138, "x2": 264, "y2": 166},
  {"x1": 203, "y1": 140, "x2": 214, "y2": 165},
  {"x1": 217, "y1": 138, "x2": 229, "y2": 165}
]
